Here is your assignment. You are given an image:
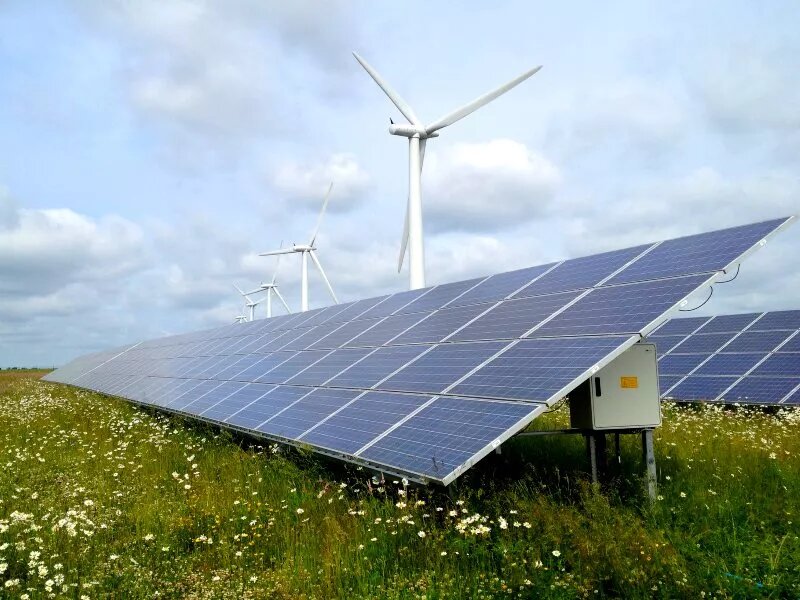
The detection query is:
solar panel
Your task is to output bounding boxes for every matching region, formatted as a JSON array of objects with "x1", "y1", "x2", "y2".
[
  {"x1": 44, "y1": 216, "x2": 793, "y2": 483},
  {"x1": 655, "y1": 308, "x2": 800, "y2": 405}
]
